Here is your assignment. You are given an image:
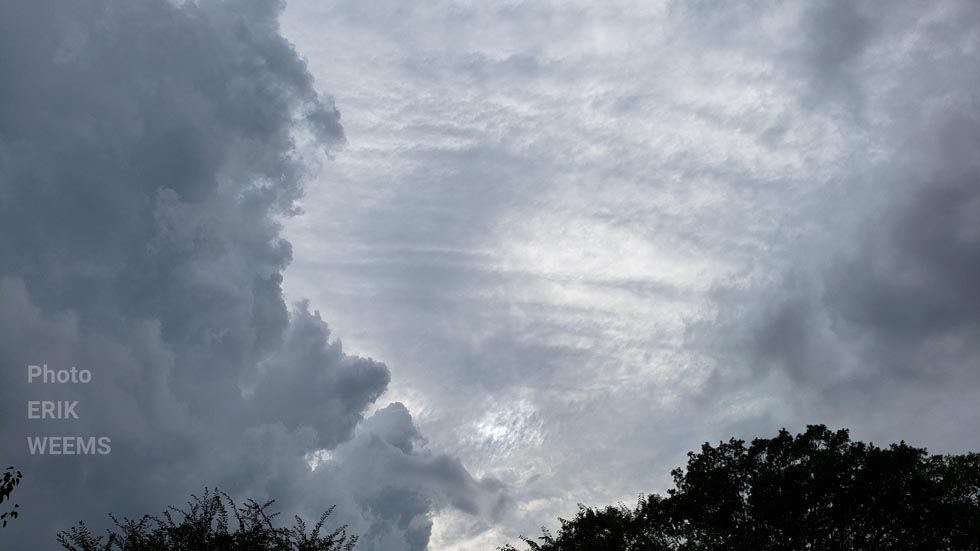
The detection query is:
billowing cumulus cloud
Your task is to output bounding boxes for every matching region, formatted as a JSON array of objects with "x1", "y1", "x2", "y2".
[{"x1": 0, "y1": 0, "x2": 503, "y2": 548}]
